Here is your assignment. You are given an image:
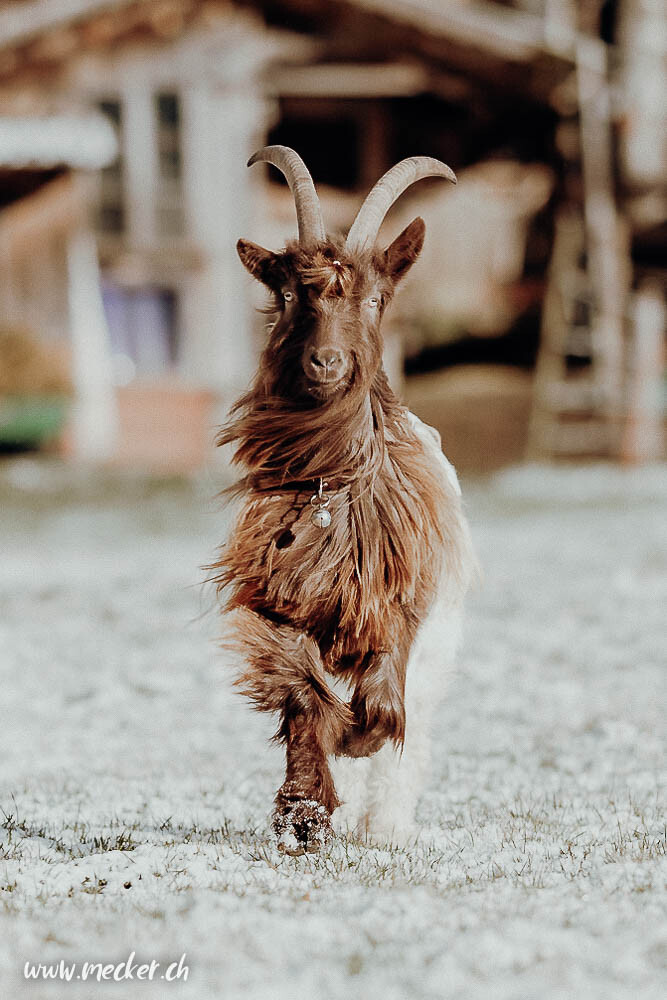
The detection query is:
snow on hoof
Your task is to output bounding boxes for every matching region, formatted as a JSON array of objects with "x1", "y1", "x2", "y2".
[
  {"x1": 273, "y1": 798, "x2": 333, "y2": 855},
  {"x1": 331, "y1": 804, "x2": 370, "y2": 842},
  {"x1": 363, "y1": 815, "x2": 419, "y2": 848}
]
